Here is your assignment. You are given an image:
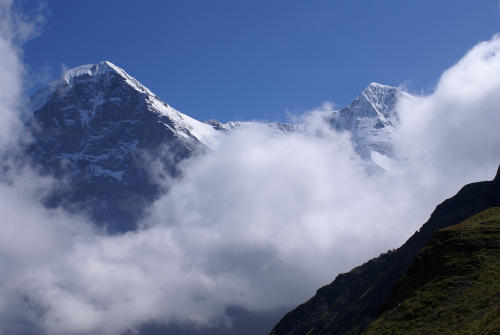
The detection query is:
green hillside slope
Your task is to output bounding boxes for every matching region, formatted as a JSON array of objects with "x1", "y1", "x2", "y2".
[
  {"x1": 270, "y1": 166, "x2": 500, "y2": 335},
  {"x1": 363, "y1": 207, "x2": 500, "y2": 335}
]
